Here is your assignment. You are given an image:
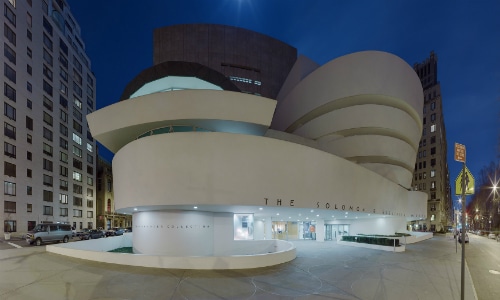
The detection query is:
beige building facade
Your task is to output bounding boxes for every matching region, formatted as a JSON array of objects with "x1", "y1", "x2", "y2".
[{"x1": 411, "y1": 51, "x2": 452, "y2": 232}]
